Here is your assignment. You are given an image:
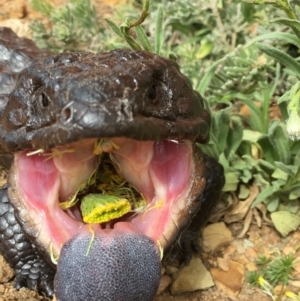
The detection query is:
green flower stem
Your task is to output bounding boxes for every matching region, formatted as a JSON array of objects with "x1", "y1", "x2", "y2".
[
  {"x1": 119, "y1": 0, "x2": 150, "y2": 50},
  {"x1": 275, "y1": 0, "x2": 298, "y2": 20},
  {"x1": 122, "y1": 0, "x2": 150, "y2": 32},
  {"x1": 246, "y1": 0, "x2": 297, "y2": 20}
]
